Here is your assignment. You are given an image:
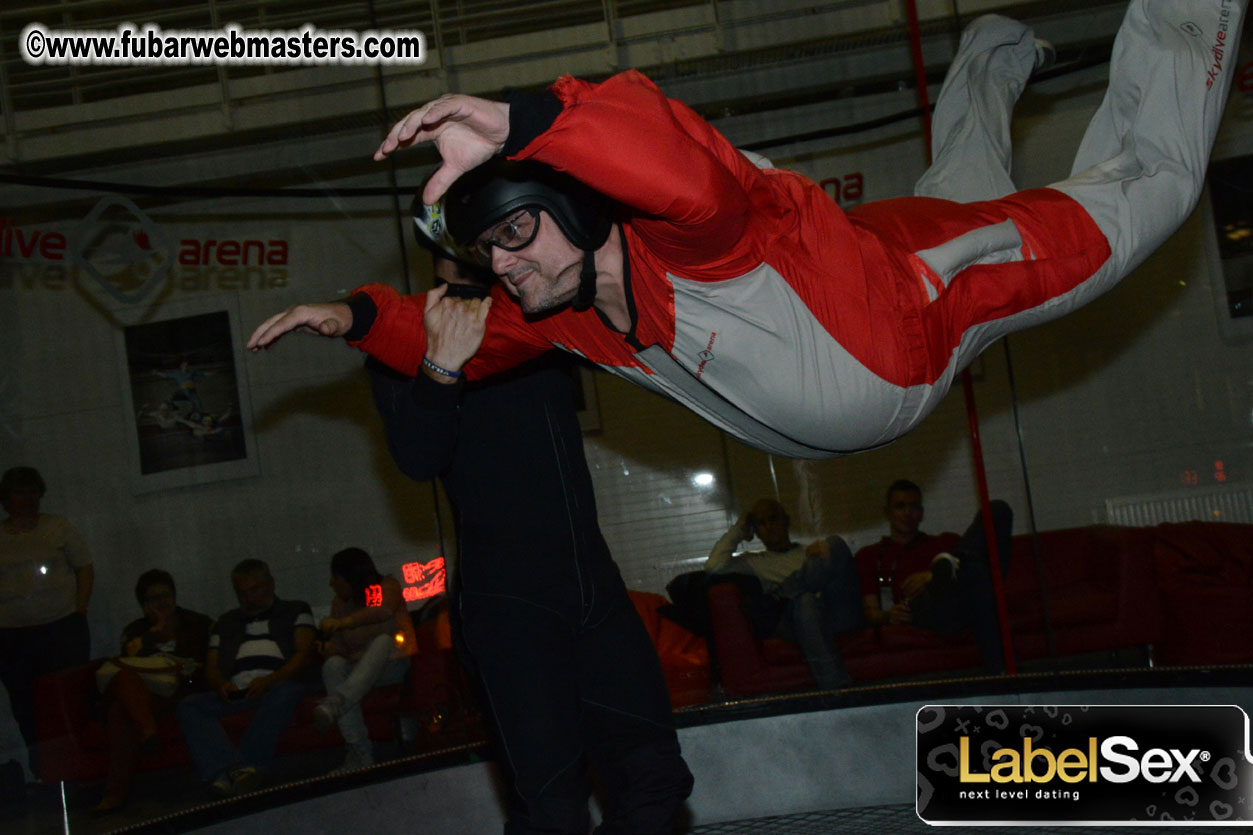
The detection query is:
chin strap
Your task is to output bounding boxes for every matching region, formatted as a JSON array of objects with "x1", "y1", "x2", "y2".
[{"x1": 571, "y1": 249, "x2": 598, "y2": 311}]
